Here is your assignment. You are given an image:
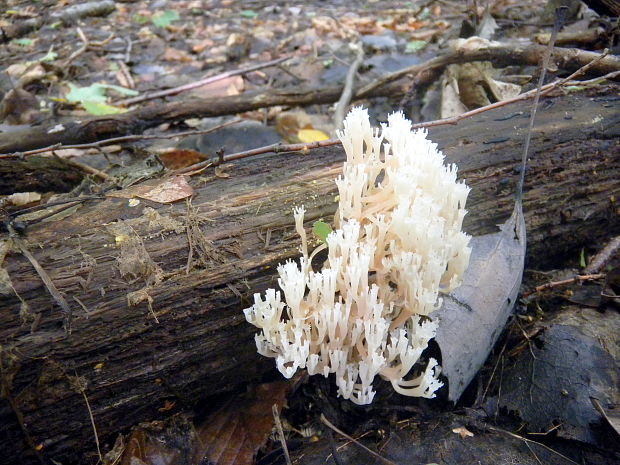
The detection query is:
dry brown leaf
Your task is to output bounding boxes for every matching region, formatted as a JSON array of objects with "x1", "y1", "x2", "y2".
[
  {"x1": 192, "y1": 382, "x2": 290, "y2": 465},
  {"x1": 163, "y1": 47, "x2": 193, "y2": 62},
  {"x1": 189, "y1": 75, "x2": 244, "y2": 99},
  {"x1": 119, "y1": 426, "x2": 180, "y2": 465},
  {"x1": 0, "y1": 88, "x2": 40, "y2": 125},
  {"x1": 5, "y1": 192, "x2": 41, "y2": 206},
  {"x1": 108, "y1": 176, "x2": 193, "y2": 204},
  {"x1": 214, "y1": 165, "x2": 231, "y2": 178},
  {"x1": 452, "y1": 426, "x2": 474, "y2": 439},
  {"x1": 192, "y1": 38, "x2": 215, "y2": 53},
  {"x1": 137, "y1": 176, "x2": 194, "y2": 203},
  {"x1": 158, "y1": 148, "x2": 208, "y2": 169}
]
